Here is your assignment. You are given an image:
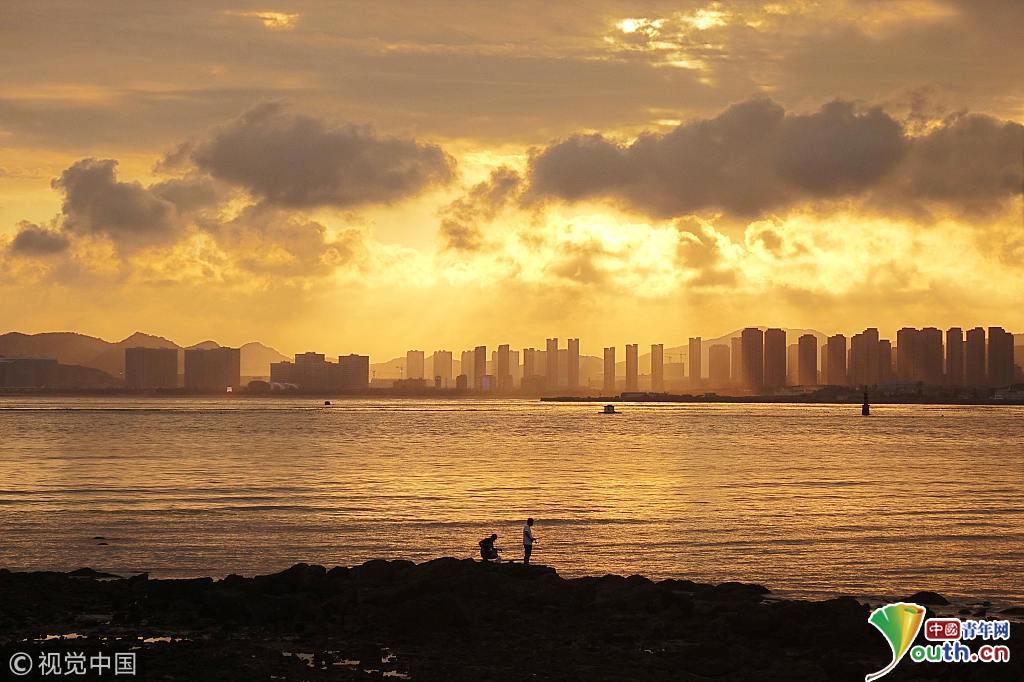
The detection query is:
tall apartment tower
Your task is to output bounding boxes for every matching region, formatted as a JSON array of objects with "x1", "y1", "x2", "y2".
[
  {"x1": 919, "y1": 327, "x2": 944, "y2": 386},
  {"x1": 125, "y1": 347, "x2": 178, "y2": 389},
  {"x1": 708, "y1": 344, "x2": 730, "y2": 387},
  {"x1": 849, "y1": 328, "x2": 880, "y2": 386},
  {"x1": 896, "y1": 327, "x2": 919, "y2": 381},
  {"x1": 687, "y1": 337, "x2": 702, "y2": 389},
  {"x1": 826, "y1": 334, "x2": 847, "y2": 386},
  {"x1": 603, "y1": 347, "x2": 616, "y2": 393},
  {"x1": 731, "y1": 337, "x2": 743, "y2": 386},
  {"x1": 545, "y1": 338, "x2": 559, "y2": 389},
  {"x1": 988, "y1": 327, "x2": 1015, "y2": 387},
  {"x1": 964, "y1": 327, "x2": 986, "y2": 387},
  {"x1": 432, "y1": 350, "x2": 453, "y2": 387},
  {"x1": 797, "y1": 334, "x2": 817, "y2": 386},
  {"x1": 763, "y1": 328, "x2": 786, "y2": 390},
  {"x1": 878, "y1": 340, "x2": 893, "y2": 382},
  {"x1": 337, "y1": 354, "x2": 370, "y2": 389},
  {"x1": 405, "y1": 350, "x2": 425, "y2": 379},
  {"x1": 945, "y1": 328, "x2": 964, "y2": 386},
  {"x1": 473, "y1": 345, "x2": 487, "y2": 390},
  {"x1": 650, "y1": 343, "x2": 664, "y2": 392},
  {"x1": 740, "y1": 328, "x2": 764, "y2": 391},
  {"x1": 460, "y1": 350, "x2": 474, "y2": 387},
  {"x1": 625, "y1": 344, "x2": 639, "y2": 391},
  {"x1": 522, "y1": 348, "x2": 538, "y2": 379},
  {"x1": 184, "y1": 347, "x2": 241, "y2": 391},
  {"x1": 567, "y1": 338, "x2": 580, "y2": 389},
  {"x1": 495, "y1": 344, "x2": 512, "y2": 391}
]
